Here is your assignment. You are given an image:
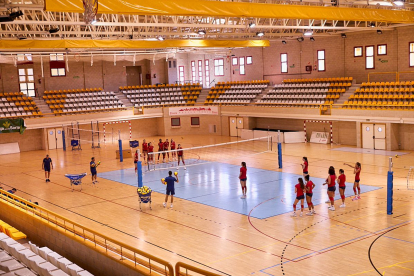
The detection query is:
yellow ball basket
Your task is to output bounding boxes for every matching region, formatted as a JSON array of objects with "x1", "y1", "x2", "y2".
[{"x1": 137, "y1": 186, "x2": 152, "y2": 210}]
